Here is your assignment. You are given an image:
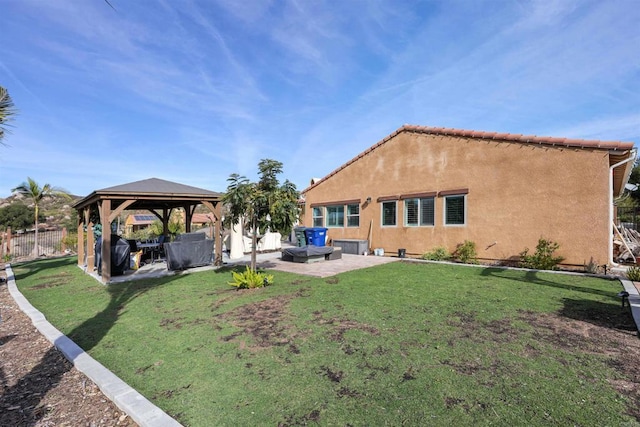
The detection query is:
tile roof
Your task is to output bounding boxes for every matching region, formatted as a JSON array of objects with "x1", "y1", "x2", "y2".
[
  {"x1": 401, "y1": 124, "x2": 634, "y2": 151},
  {"x1": 191, "y1": 213, "x2": 215, "y2": 223},
  {"x1": 303, "y1": 124, "x2": 635, "y2": 193}
]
